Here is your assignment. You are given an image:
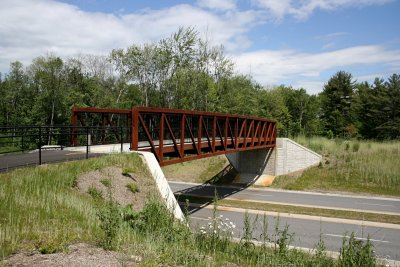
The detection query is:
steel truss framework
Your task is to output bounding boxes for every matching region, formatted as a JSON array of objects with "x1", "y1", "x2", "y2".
[{"x1": 72, "y1": 107, "x2": 277, "y2": 166}]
